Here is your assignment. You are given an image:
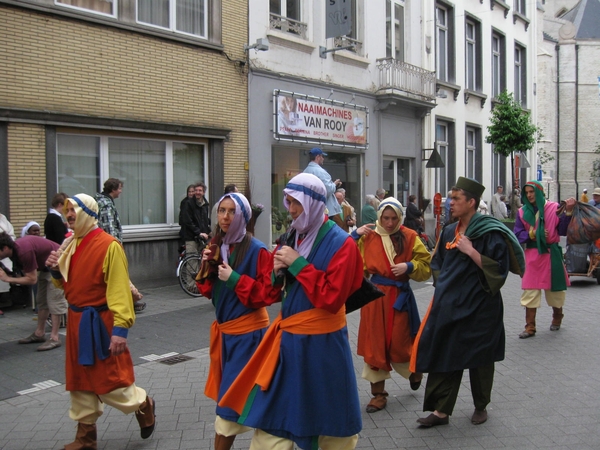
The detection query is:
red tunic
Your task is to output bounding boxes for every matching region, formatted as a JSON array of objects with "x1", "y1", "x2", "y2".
[
  {"x1": 64, "y1": 229, "x2": 135, "y2": 394},
  {"x1": 357, "y1": 229, "x2": 430, "y2": 371}
]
